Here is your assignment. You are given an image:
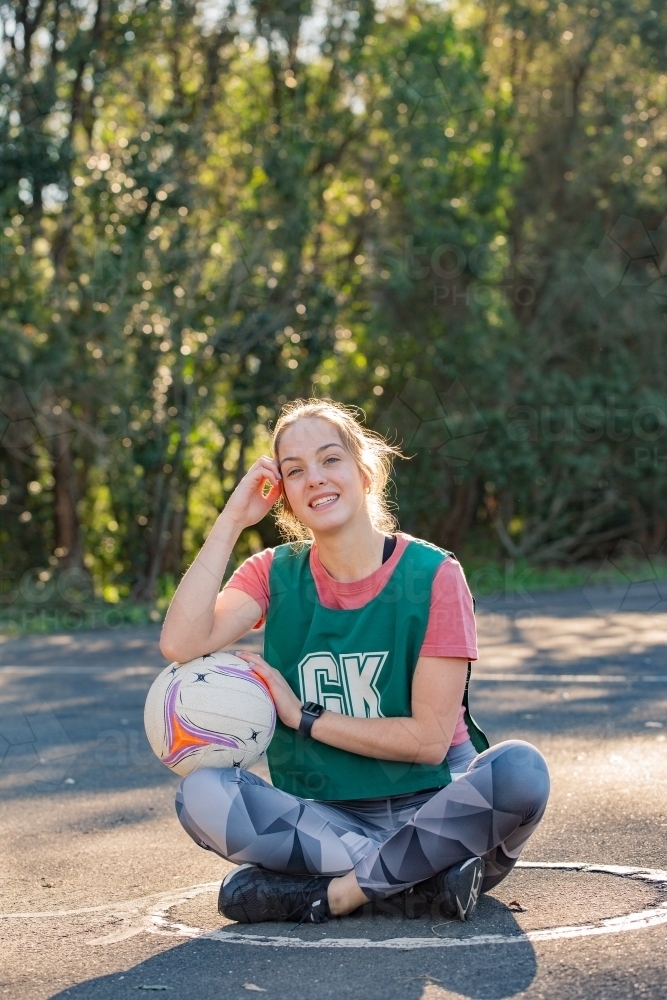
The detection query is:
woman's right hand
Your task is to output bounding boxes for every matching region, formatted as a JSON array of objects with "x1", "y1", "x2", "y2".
[{"x1": 222, "y1": 456, "x2": 283, "y2": 529}]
